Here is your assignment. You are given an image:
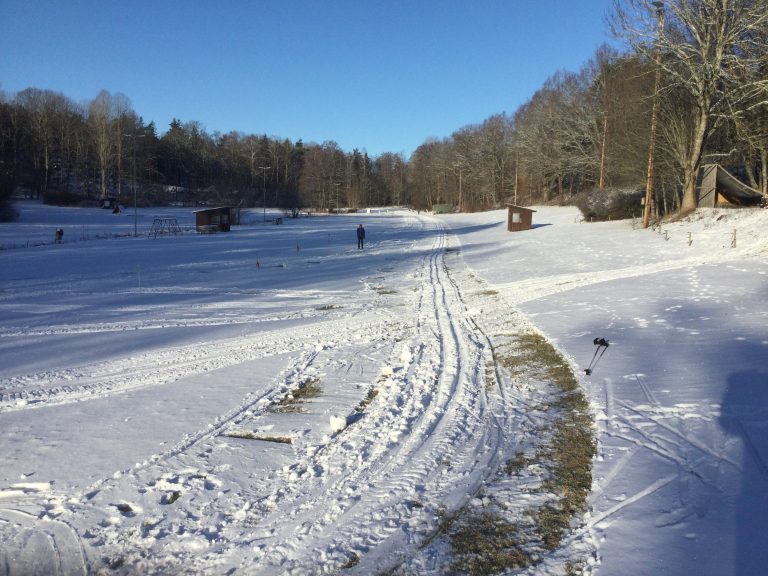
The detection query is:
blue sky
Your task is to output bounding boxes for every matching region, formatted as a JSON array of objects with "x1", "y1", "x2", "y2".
[{"x1": 2, "y1": 1, "x2": 618, "y2": 157}]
